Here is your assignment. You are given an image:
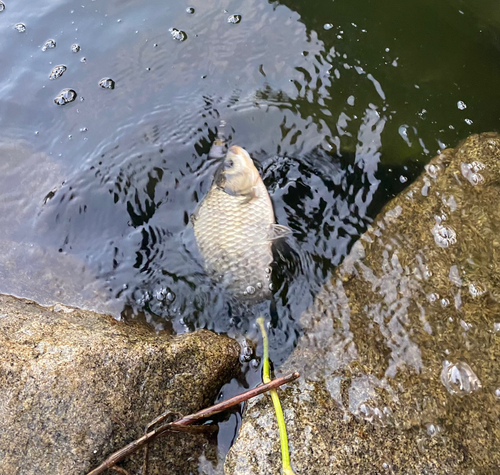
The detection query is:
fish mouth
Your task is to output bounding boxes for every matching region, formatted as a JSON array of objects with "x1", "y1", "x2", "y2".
[
  {"x1": 228, "y1": 145, "x2": 246, "y2": 156},
  {"x1": 225, "y1": 145, "x2": 253, "y2": 168}
]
